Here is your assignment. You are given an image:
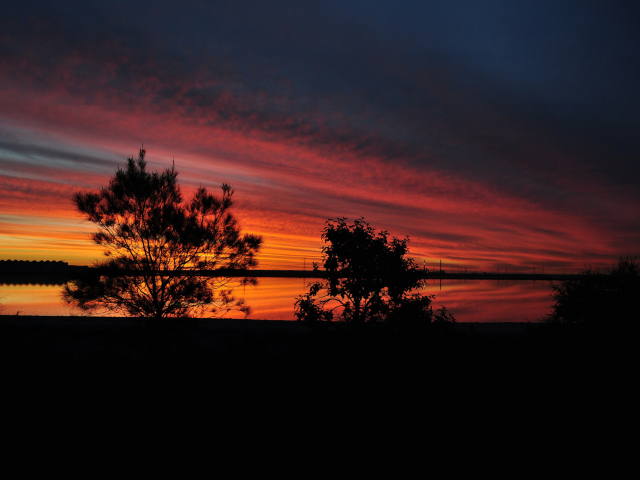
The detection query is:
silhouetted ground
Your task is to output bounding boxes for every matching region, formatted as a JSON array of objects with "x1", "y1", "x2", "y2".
[
  {"x1": 1, "y1": 315, "x2": 628, "y2": 386},
  {"x1": 2, "y1": 314, "x2": 632, "y2": 456}
]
